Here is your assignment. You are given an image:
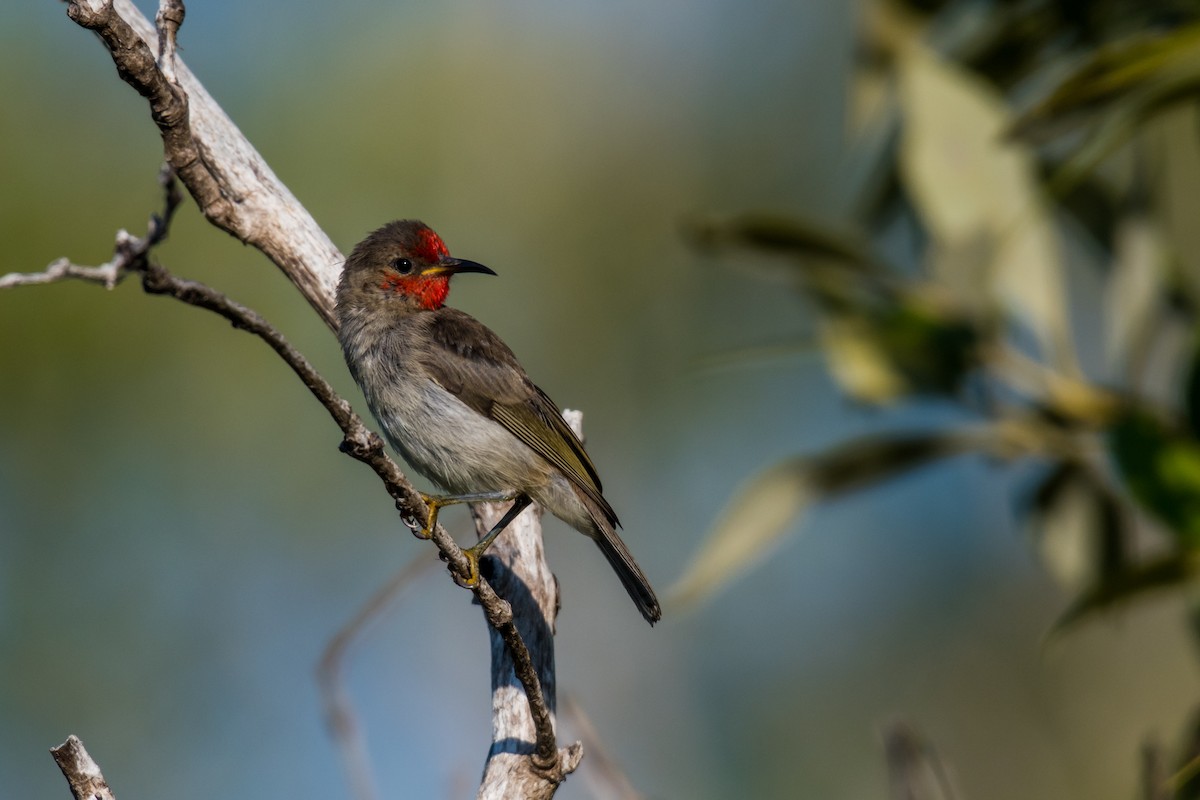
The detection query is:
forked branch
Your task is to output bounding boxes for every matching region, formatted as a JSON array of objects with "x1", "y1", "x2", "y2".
[{"x1": 13, "y1": 0, "x2": 583, "y2": 795}]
